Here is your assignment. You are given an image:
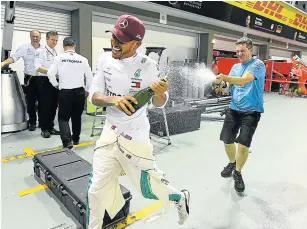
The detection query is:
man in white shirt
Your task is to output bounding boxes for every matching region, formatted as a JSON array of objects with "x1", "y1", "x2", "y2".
[
  {"x1": 47, "y1": 37, "x2": 93, "y2": 149},
  {"x1": 35, "y1": 31, "x2": 60, "y2": 138},
  {"x1": 1, "y1": 30, "x2": 42, "y2": 131},
  {"x1": 86, "y1": 15, "x2": 190, "y2": 229}
]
